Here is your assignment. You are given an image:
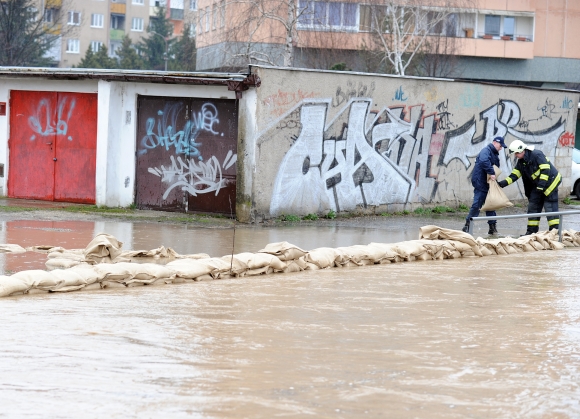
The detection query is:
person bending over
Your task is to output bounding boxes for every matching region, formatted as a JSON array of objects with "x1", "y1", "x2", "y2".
[
  {"x1": 462, "y1": 136, "x2": 507, "y2": 235},
  {"x1": 498, "y1": 140, "x2": 562, "y2": 235}
]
